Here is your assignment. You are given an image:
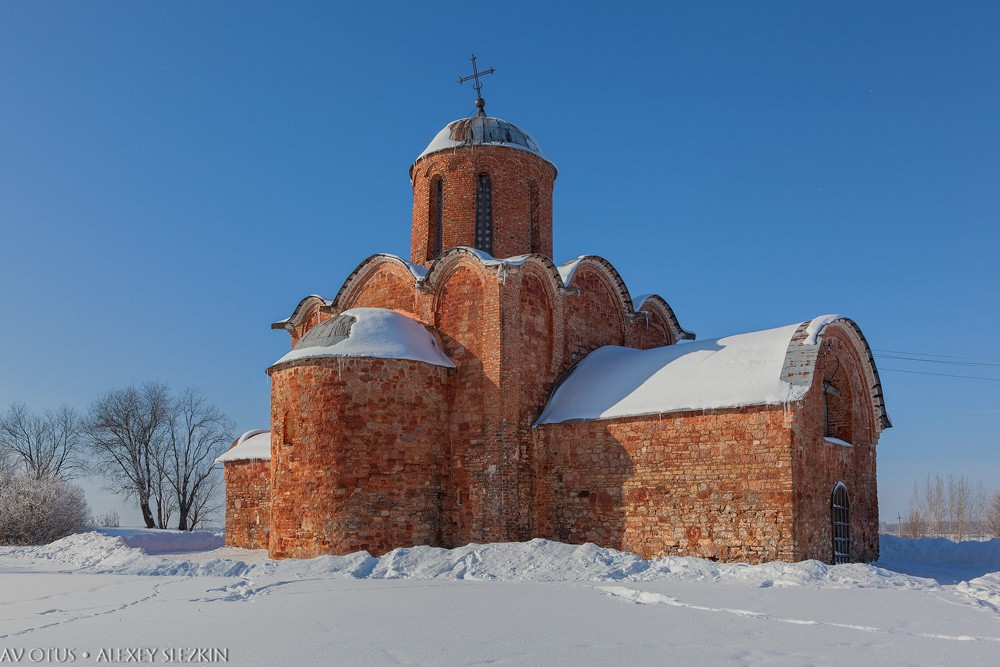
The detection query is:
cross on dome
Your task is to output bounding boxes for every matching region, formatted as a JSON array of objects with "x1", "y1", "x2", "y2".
[{"x1": 457, "y1": 54, "x2": 495, "y2": 116}]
